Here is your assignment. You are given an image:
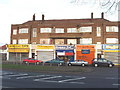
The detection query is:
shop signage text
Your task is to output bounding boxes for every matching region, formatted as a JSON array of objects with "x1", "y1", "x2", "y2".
[
  {"x1": 55, "y1": 45, "x2": 74, "y2": 50},
  {"x1": 8, "y1": 44, "x2": 29, "y2": 48},
  {"x1": 37, "y1": 45, "x2": 54, "y2": 49}
]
